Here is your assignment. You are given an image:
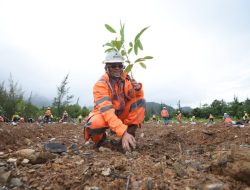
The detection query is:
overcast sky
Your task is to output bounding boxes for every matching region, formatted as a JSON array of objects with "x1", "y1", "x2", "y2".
[{"x1": 1, "y1": 0, "x2": 250, "y2": 108}]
